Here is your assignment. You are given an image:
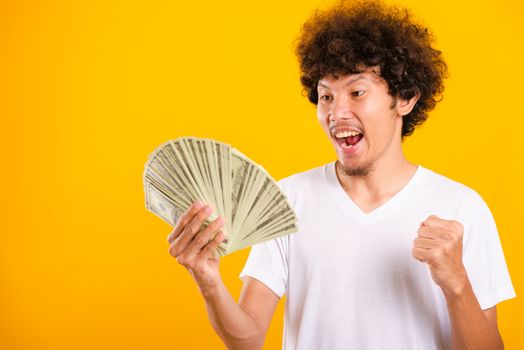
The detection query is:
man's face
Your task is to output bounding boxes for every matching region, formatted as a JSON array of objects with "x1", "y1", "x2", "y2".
[{"x1": 316, "y1": 66, "x2": 403, "y2": 177}]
